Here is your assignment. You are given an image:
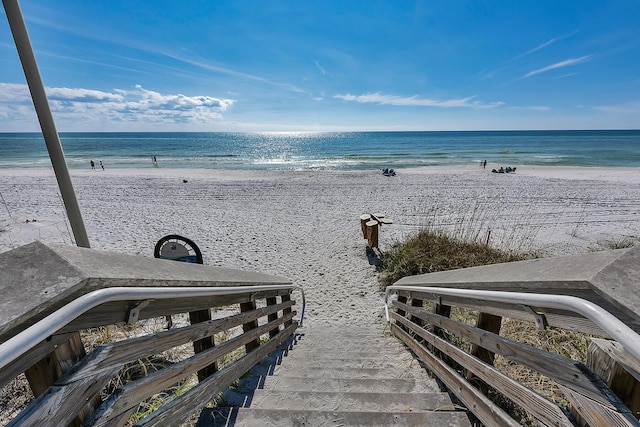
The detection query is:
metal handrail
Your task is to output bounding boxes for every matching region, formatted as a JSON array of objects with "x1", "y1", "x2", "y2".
[
  {"x1": 0, "y1": 284, "x2": 305, "y2": 371},
  {"x1": 385, "y1": 284, "x2": 640, "y2": 363}
]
